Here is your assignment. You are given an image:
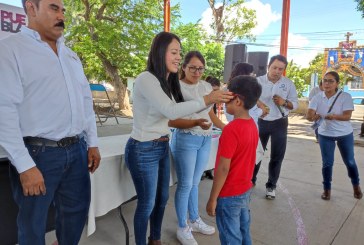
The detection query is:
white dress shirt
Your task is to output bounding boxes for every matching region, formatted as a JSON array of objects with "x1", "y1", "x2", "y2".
[
  {"x1": 308, "y1": 91, "x2": 354, "y2": 137},
  {"x1": 257, "y1": 74, "x2": 298, "y2": 121},
  {"x1": 0, "y1": 26, "x2": 98, "y2": 173}
]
